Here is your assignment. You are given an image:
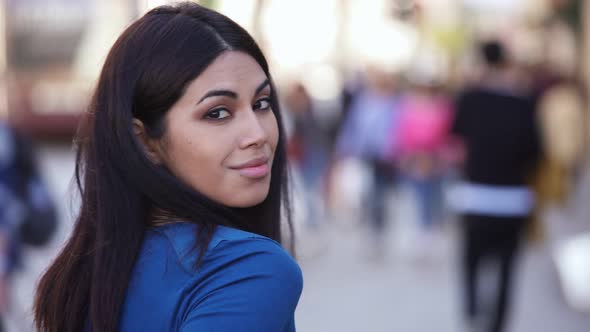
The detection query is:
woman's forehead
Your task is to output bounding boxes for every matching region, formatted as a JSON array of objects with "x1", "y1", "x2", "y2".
[{"x1": 190, "y1": 51, "x2": 268, "y2": 91}]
